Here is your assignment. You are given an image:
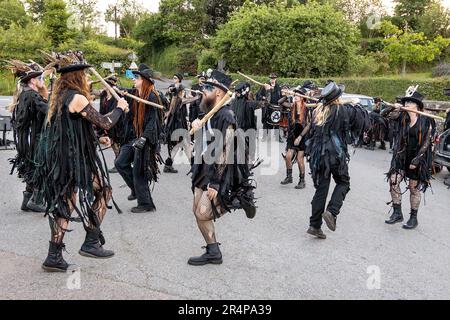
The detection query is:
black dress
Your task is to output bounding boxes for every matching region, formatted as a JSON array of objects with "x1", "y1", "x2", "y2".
[
  {"x1": 10, "y1": 88, "x2": 48, "y2": 185},
  {"x1": 286, "y1": 107, "x2": 308, "y2": 152},
  {"x1": 32, "y1": 89, "x2": 120, "y2": 225},
  {"x1": 191, "y1": 106, "x2": 256, "y2": 218},
  {"x1": 388, "y1": 113, "x2": 435, "y2": 191}
]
